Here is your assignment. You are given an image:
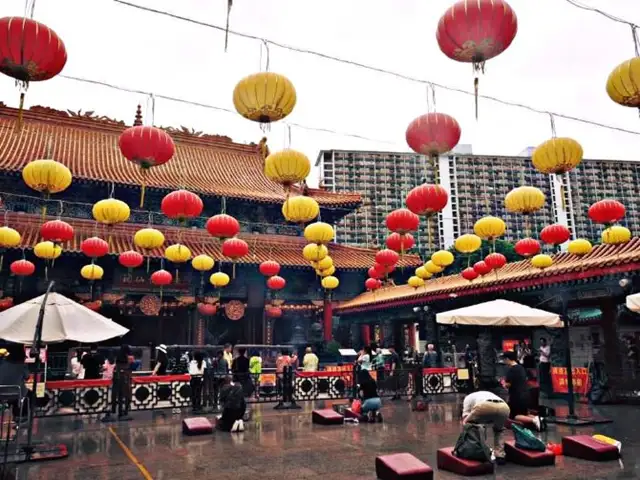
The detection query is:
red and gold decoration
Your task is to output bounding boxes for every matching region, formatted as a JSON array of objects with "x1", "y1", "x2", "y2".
[
  {"x1": 375, "y1": 249, "x2": 399, "y2": 269},
  {"x1": 461, "y1": 267, "x2": 479, "y2": 282},
  {"x1": 602, "y1": 225, "x2": 631, "y2": 245},
  {"x1": 473, "y1": 260, "x2": 492, "y2": 276},
  {"x1": 265, "y1": 150, "x2": 310, "y2": 192},
  {"x1": 474, "y1": 216, "x2": 506, "y2": 241},
  {"x1": 259, "y1": 260, "x2": 281, "y2": 277},
  {"x1": 485, "y1": 252, "x2": 507, "y2": 270},
  {"x1": 22, "y1": 160, "x2": 72, "y2": 217},
  {"x1": 365, "y1": 278, "x2": 382, "y2": 292},
  {"x1": 80, "y1": 264, "x2": 104, "y2": 281},
  {"x1": 92, "y1": 198, "x2": 130, "y2": 225},
  {"x1": 436, "y1": 0, "x2": 518, "y2": 118},
  {"x1": 80, "y1": 237, "x2": 109, "y2": 259},
  {"x1": 161, "y1": 190, "x2": 203, "y2": 222},
  {"x1": 139, "y1": 294, "x2": 161, "y2": 316},
  {"x1": 225, "y1": 300, "x2": 245, "y2": 321},
  {"x1": 606, "y1": 57, "x2": 640, "y2": 110},
  {"x1": 118, "y1": 126, "x2": 175, "y2": 207},
  {"x1": 0, "y1": 226, "x2": 21, "y2": 271},
  {"x1": 567, "y1": 239, "x2": 592, "y2": 256},
  {"x1": 134, "y1": 227, "x2": 165, "y2": 272},
  {"x1": 515, "y1": 238, "x2": 541, "y2": 257},
  {"x1": 150, "y1": 269, "x2": 172, "y2": 300},
  {"x1": 406, "y1": 183, "x2": 449, "y2": 253},
  {"x1": 233, "y1": 72, "x2": 297, "y2": 128},
  {"x1": 10, "y1": 259, "x2": 34, "y2": 277},
  {"x1": 266, "y1": 275, "x2": 286, "y2": 291},
  {"x1": 588, "y1": 200, "x2": 626, "y2": 224},
  {"x1": 531, "y1": 254, "x2": 553, "y2": 269},
  {"x1": 505, "y1": 186, "x2": 545, "y2": 235},
  {"x1": 540, "y1": 224, "x2": 571, "y2": 246},
  {"x1": 0, "y1": 17, "x2": 68, "y2": 129},
  {"x1": 405, "y1": 113, "x2": 461, "y2": 164},
  {"x1": 40, "y1": 219, "x2": 74, "y2": 245},
  {"x1": 119, "y1": 250, "x2": 144, "y2": 271},
  {"x1": 206, "y1": 214, "x2": 240, "y2": 239},
  {"x1": 386, "y1": 209, "x2": 419, "y2": 256}
]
